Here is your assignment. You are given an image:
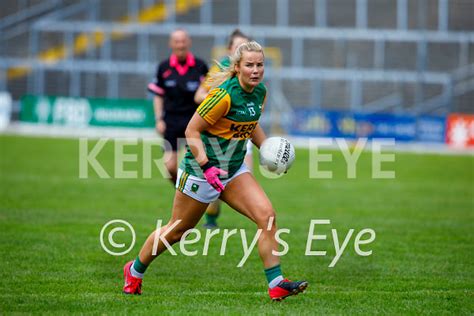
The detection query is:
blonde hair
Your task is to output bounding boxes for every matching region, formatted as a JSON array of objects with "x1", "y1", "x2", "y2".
[{"x1": 208, "y1": 41, "x2": 264, "y2": 90}]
